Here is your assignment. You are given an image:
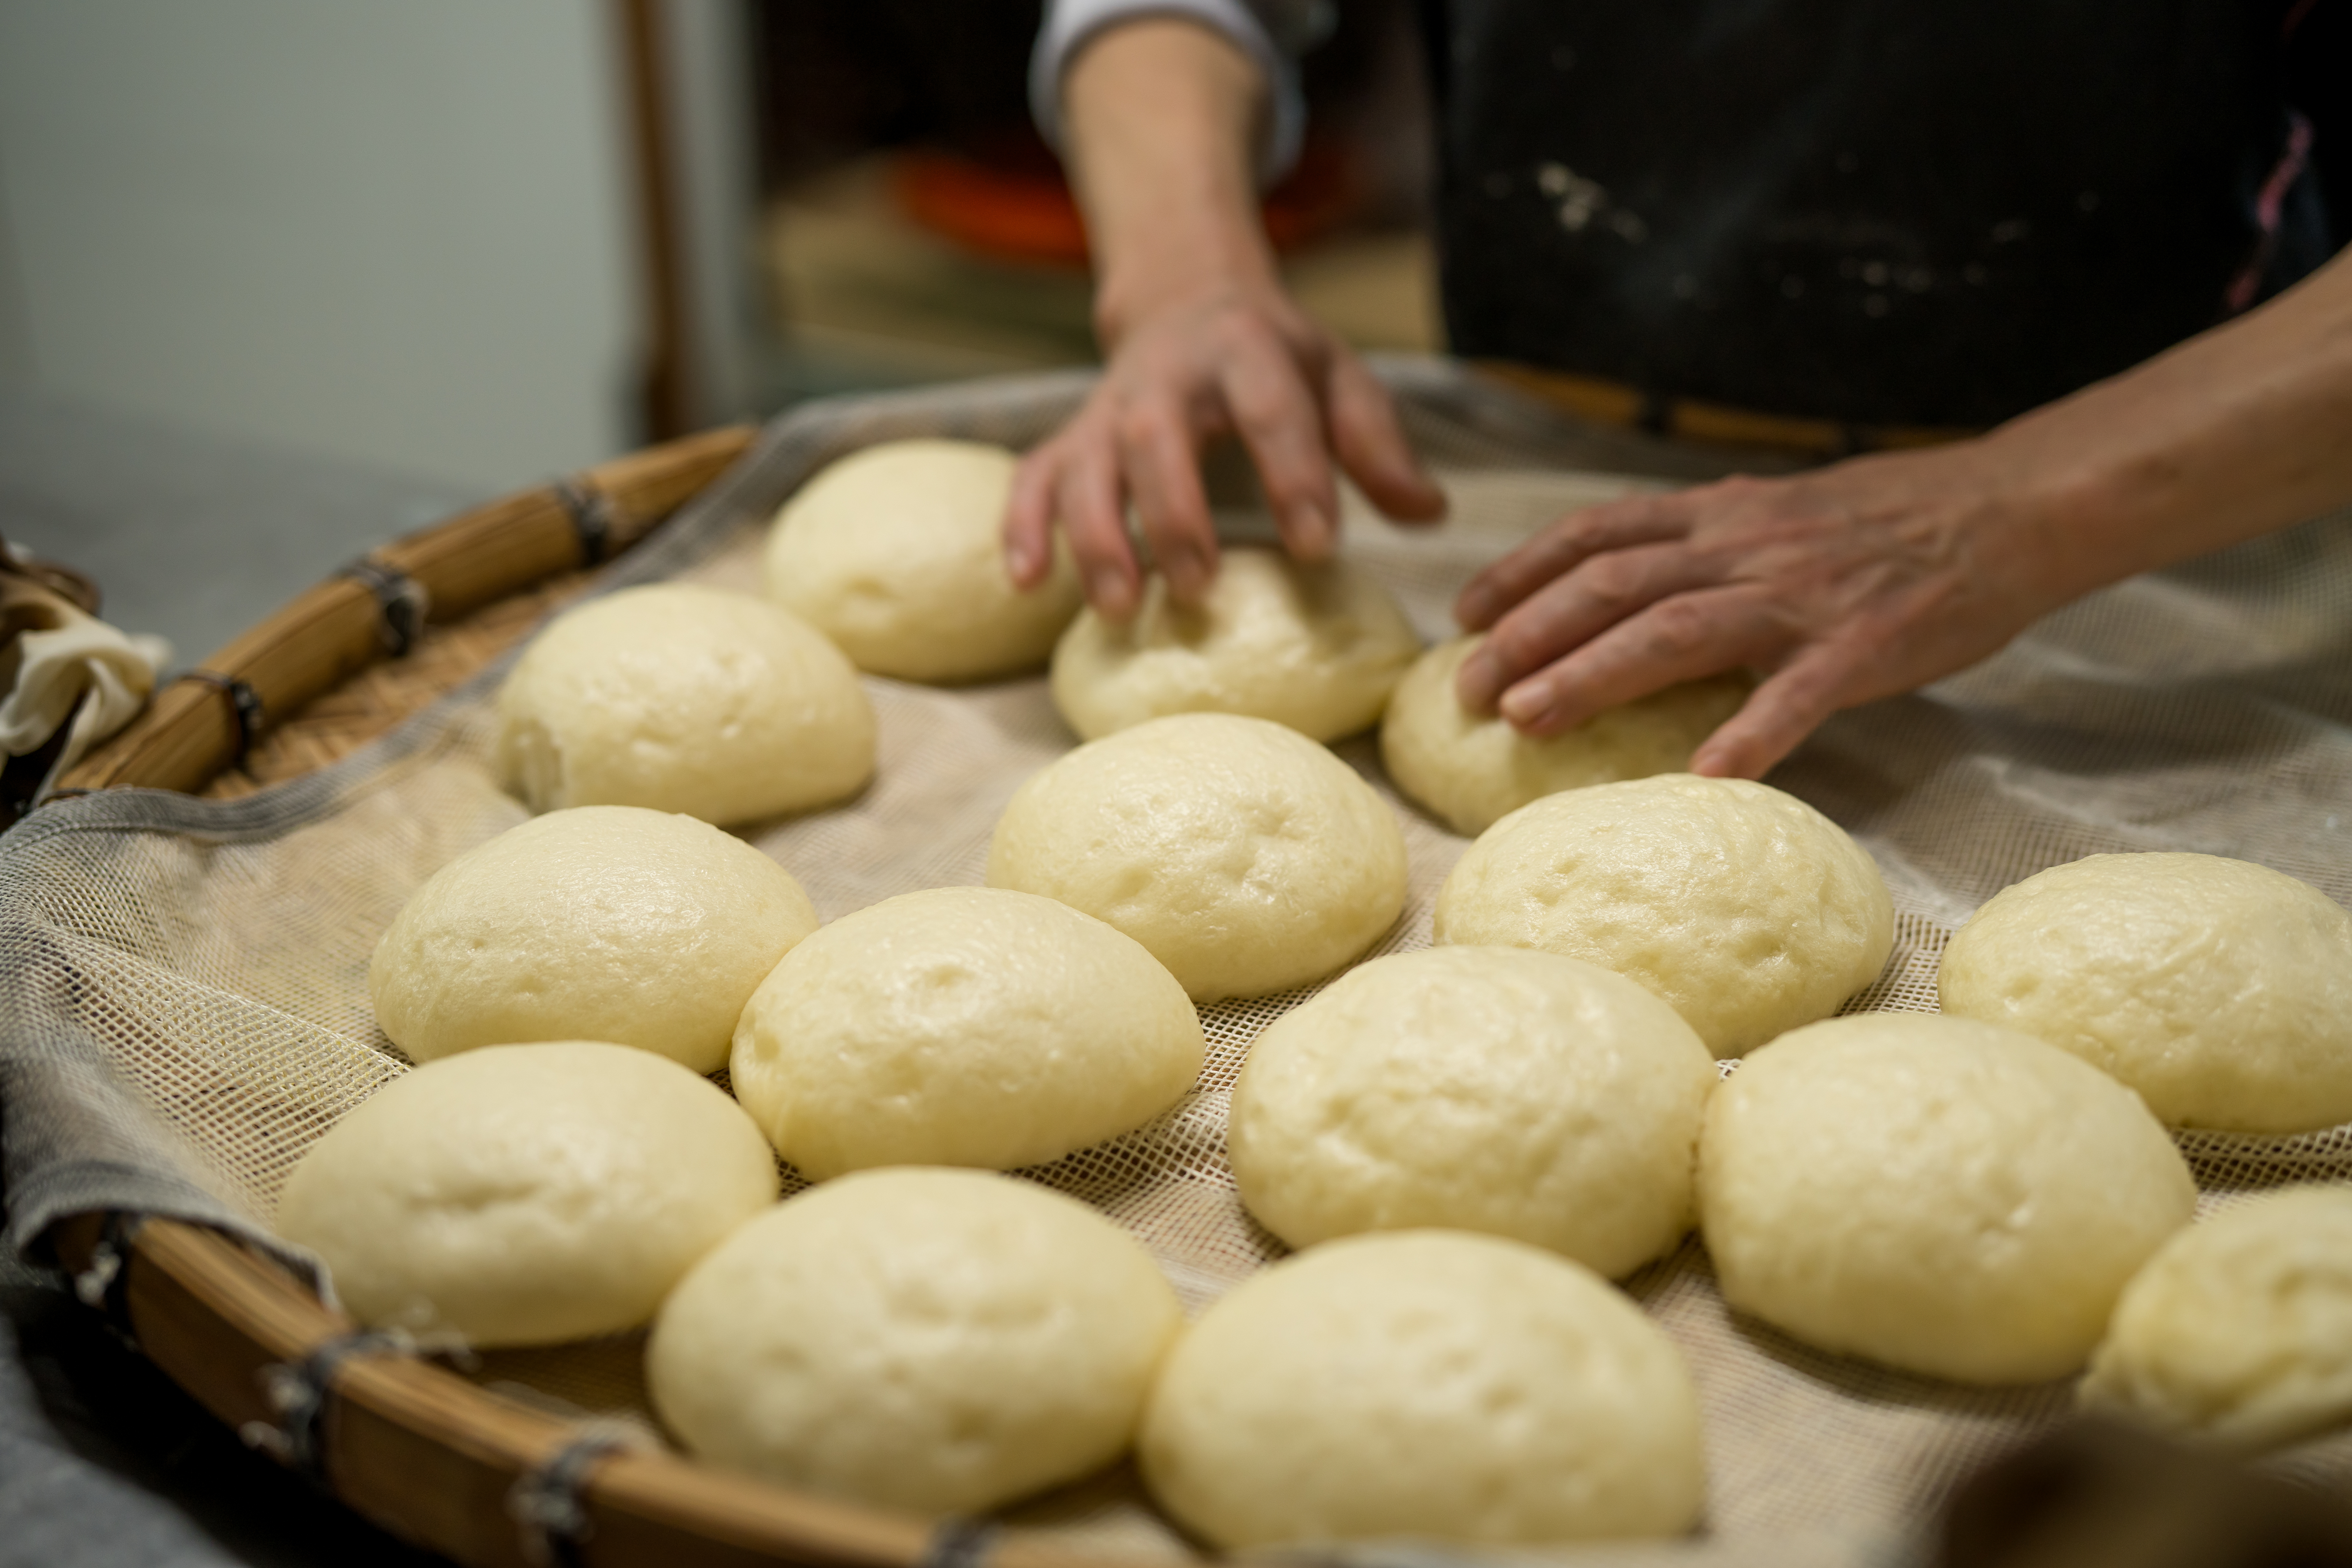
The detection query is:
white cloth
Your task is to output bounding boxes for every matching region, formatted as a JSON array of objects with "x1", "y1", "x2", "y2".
[
  {"x1": 1029, "y1": 0, "x2": 1315, "y2": 185},
  {"x1": 0, "y1": 600, "x2": 167, "y2": 779}
]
